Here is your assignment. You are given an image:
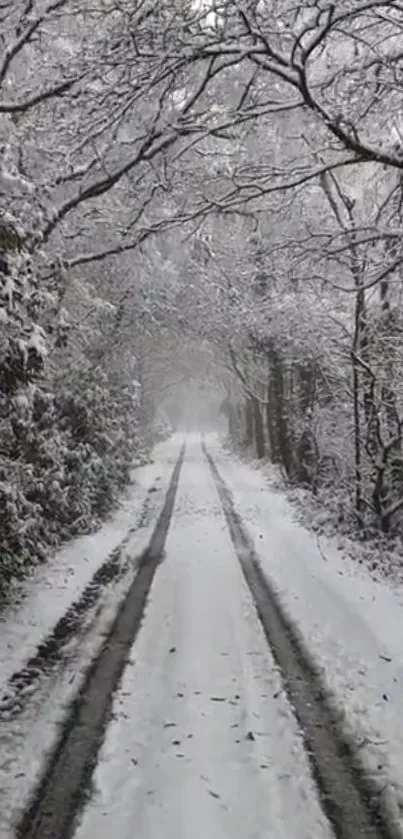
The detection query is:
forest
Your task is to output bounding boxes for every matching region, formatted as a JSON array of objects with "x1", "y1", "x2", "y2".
[{"x1": 2, "y1": 0, "x2": 403, "y2": 591}]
